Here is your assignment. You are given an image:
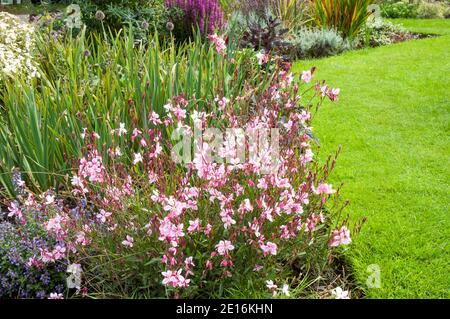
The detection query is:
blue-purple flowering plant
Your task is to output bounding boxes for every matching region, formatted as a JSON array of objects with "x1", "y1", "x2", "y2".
[{"x1": 0, "y1": 196, "x2": 67, "y2": 298}]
